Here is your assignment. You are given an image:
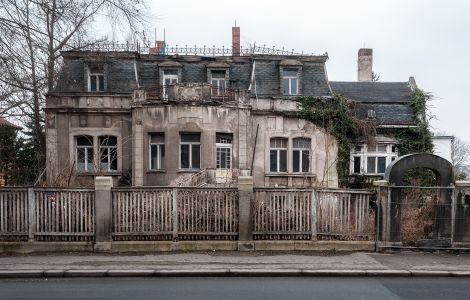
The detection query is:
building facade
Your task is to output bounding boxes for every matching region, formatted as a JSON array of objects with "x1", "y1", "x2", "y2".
[{"x1": 46, "y1": 28, "x2": 419, "y2": 187}]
